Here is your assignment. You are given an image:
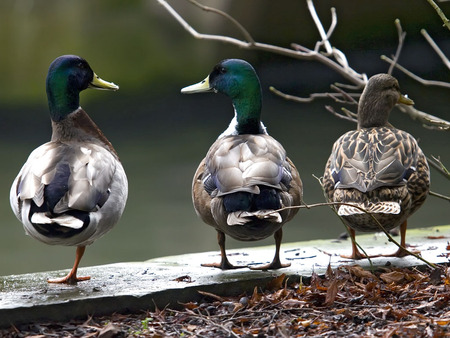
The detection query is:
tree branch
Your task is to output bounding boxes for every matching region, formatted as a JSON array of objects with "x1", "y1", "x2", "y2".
[
  {"x1": 158, "y1": 0, "x2": 449, "y2": 131},
  {"x1": 396, "y1": 104, "x2": 450, "y2": 130},
  {"x1": 426, "y1": 0, "x2": 450, "y2": 30},
  {"x1": 421, "y1": 29, "x2": 450, "y2": 69},
  {"x1": 157, "y1": 0, "x2": 366, "y2": 87},
  {"x1": 269, "y1": 86, "x2": 360, "y2": 104},
  {"x1": 188, "y1": 0, "x2": 255, "y2": 44},
  {"x1": 427, "y1": 155, "x2": 450, "y2": 179},
  {"x1": 388, "y1": 19, "x2": 407, "y2": 75},
  {"x1": 381, "y1": 55, "x2": 450, "y2": 89}
]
